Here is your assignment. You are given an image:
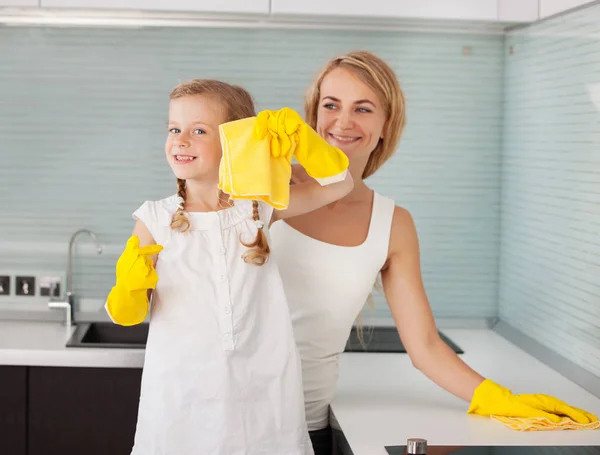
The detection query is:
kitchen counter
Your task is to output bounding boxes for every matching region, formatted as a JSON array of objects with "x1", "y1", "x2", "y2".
[
  {"x1": 332, "y1": 329, "x2": 600, "y2": 454},
  {"x1": 0, "y1": 320, "x2": 144, "y2": 368},
  {"x1": 1, "y1": 321, "x2": 599, "y2": 452}
]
